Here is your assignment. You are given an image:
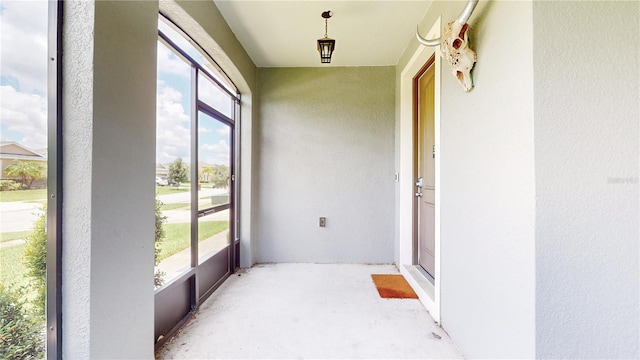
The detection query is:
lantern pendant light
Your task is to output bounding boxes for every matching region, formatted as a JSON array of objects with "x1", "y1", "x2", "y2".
[{"x1": 317, "y1": 11, "x2": 335, "y2": 64}]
